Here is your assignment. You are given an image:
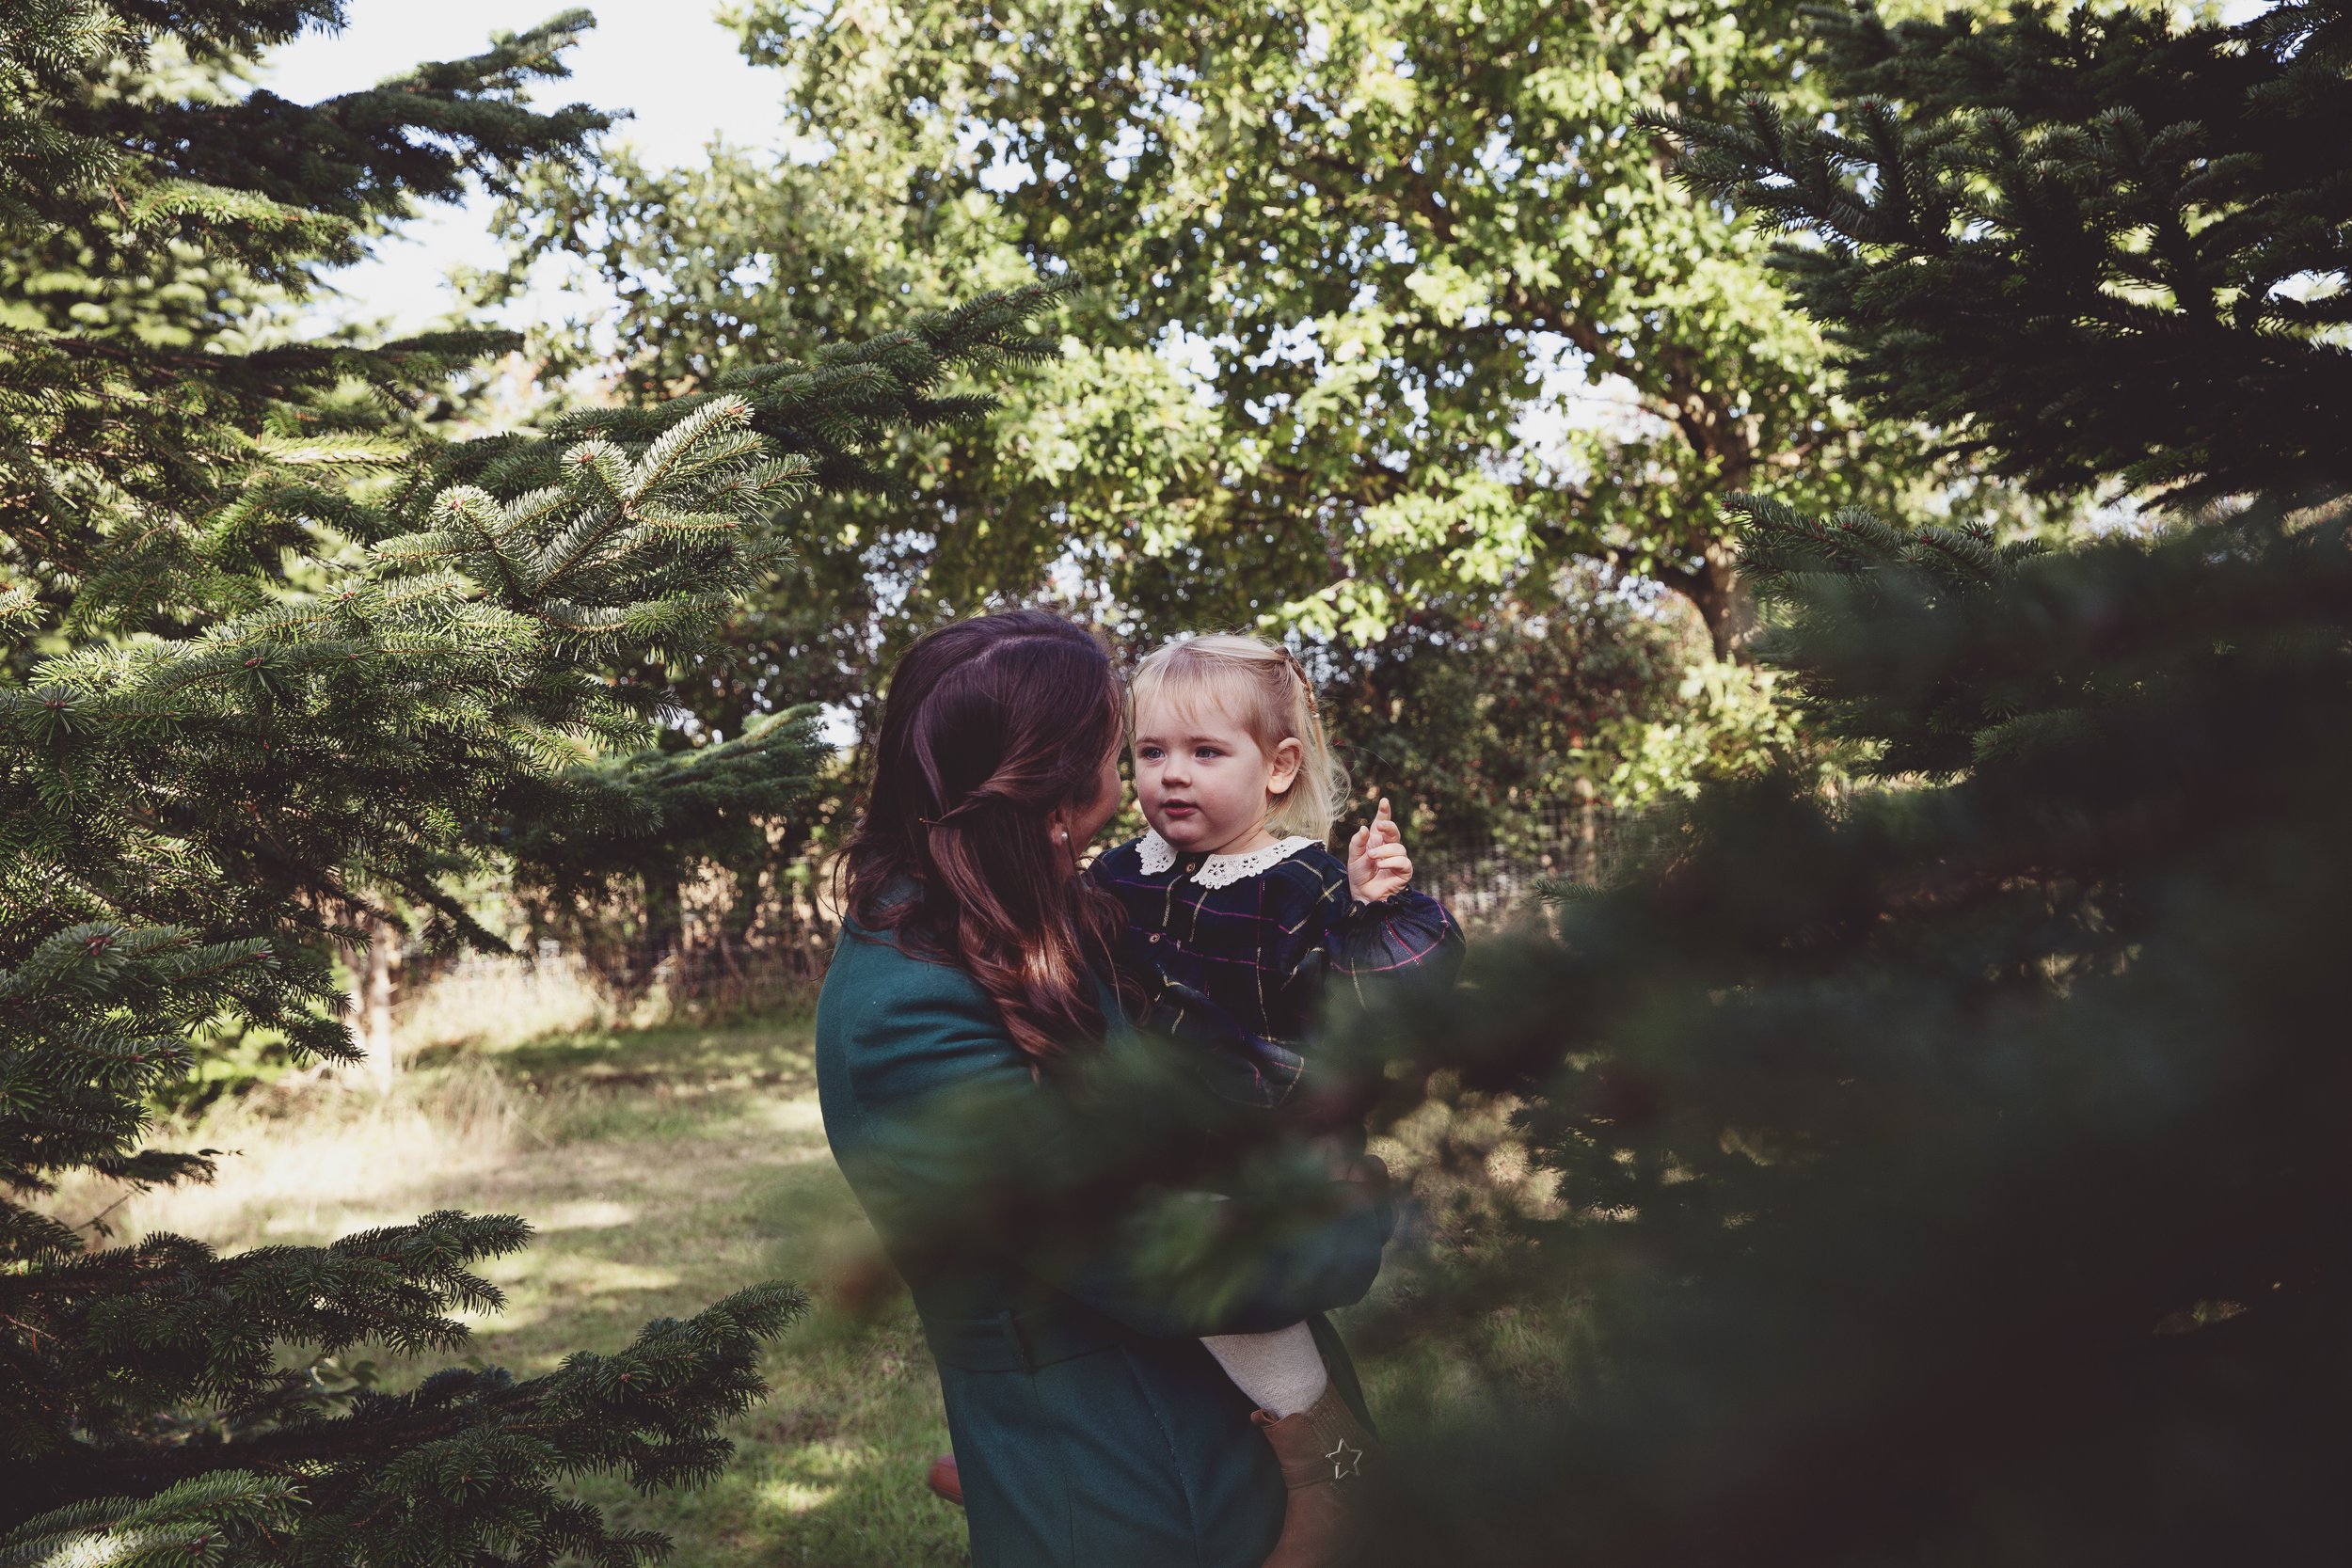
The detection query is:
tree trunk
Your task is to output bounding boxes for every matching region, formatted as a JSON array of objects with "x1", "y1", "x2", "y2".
[
  {"x1": 1684, "y1": 541, "x2": 1756, "y2": 662},
  {"x1": 345, "y1": 918, "x2": 402, "y2": 1092}
]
